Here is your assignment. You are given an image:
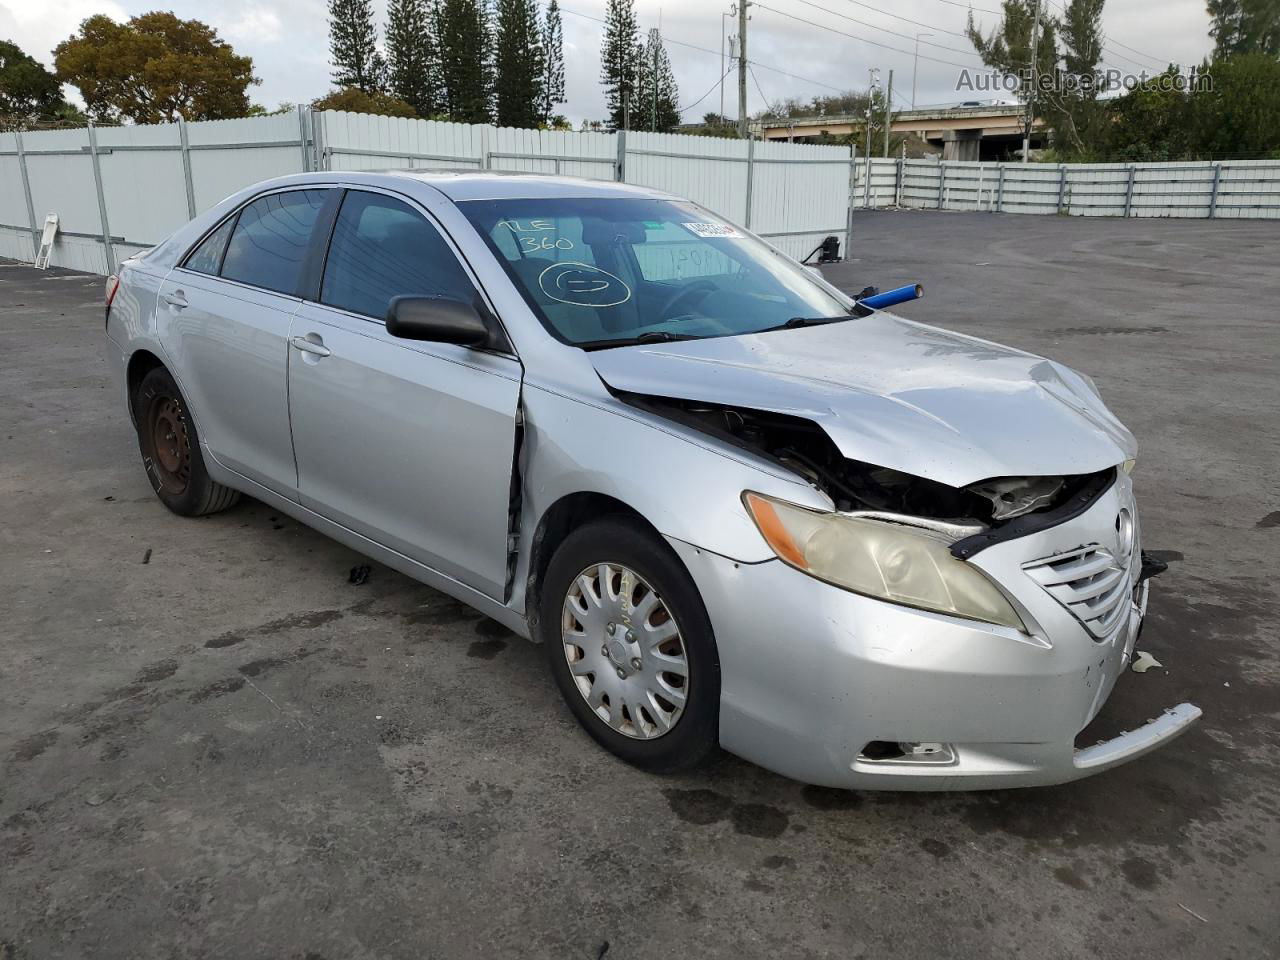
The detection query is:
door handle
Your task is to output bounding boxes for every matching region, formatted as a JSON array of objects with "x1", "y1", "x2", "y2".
[
  {"x1": 162, "y1": 290, "x2": 188, "y2": 309},
  {"x1": 290, "y1": 335, "x2": 331, "y2": 358}
]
